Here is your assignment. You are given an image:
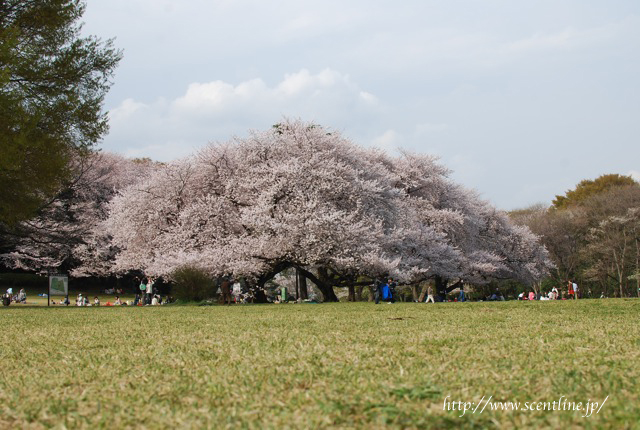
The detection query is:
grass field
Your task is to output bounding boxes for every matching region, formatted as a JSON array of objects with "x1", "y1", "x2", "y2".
[{"x1": 0, "y1": 300, "x2": 638, "y2": 429}]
